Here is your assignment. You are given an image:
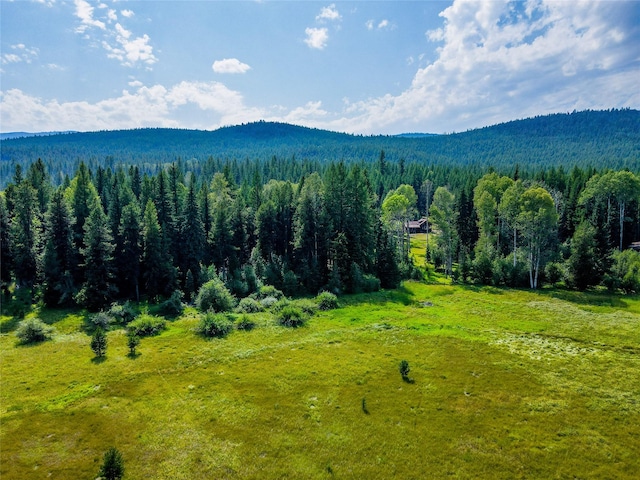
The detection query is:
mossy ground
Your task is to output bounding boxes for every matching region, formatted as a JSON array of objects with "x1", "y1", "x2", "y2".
[{"x1": 2, "y1": 253, "x2": 639, "y2": 478}]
